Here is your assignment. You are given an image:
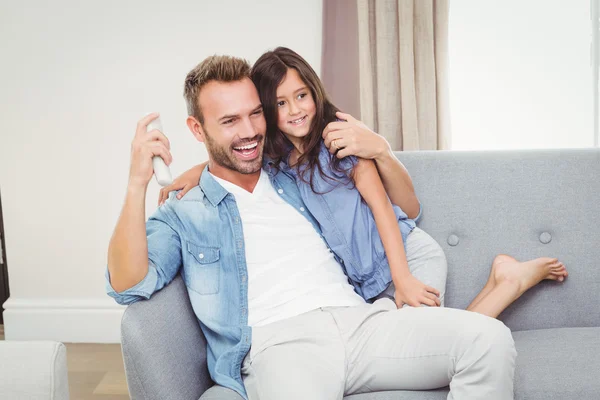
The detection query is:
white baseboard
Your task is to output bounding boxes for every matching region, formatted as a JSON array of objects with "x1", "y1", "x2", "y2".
[{"x1": 2, "y1": 297, "x2": 126, "y2": 343}]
